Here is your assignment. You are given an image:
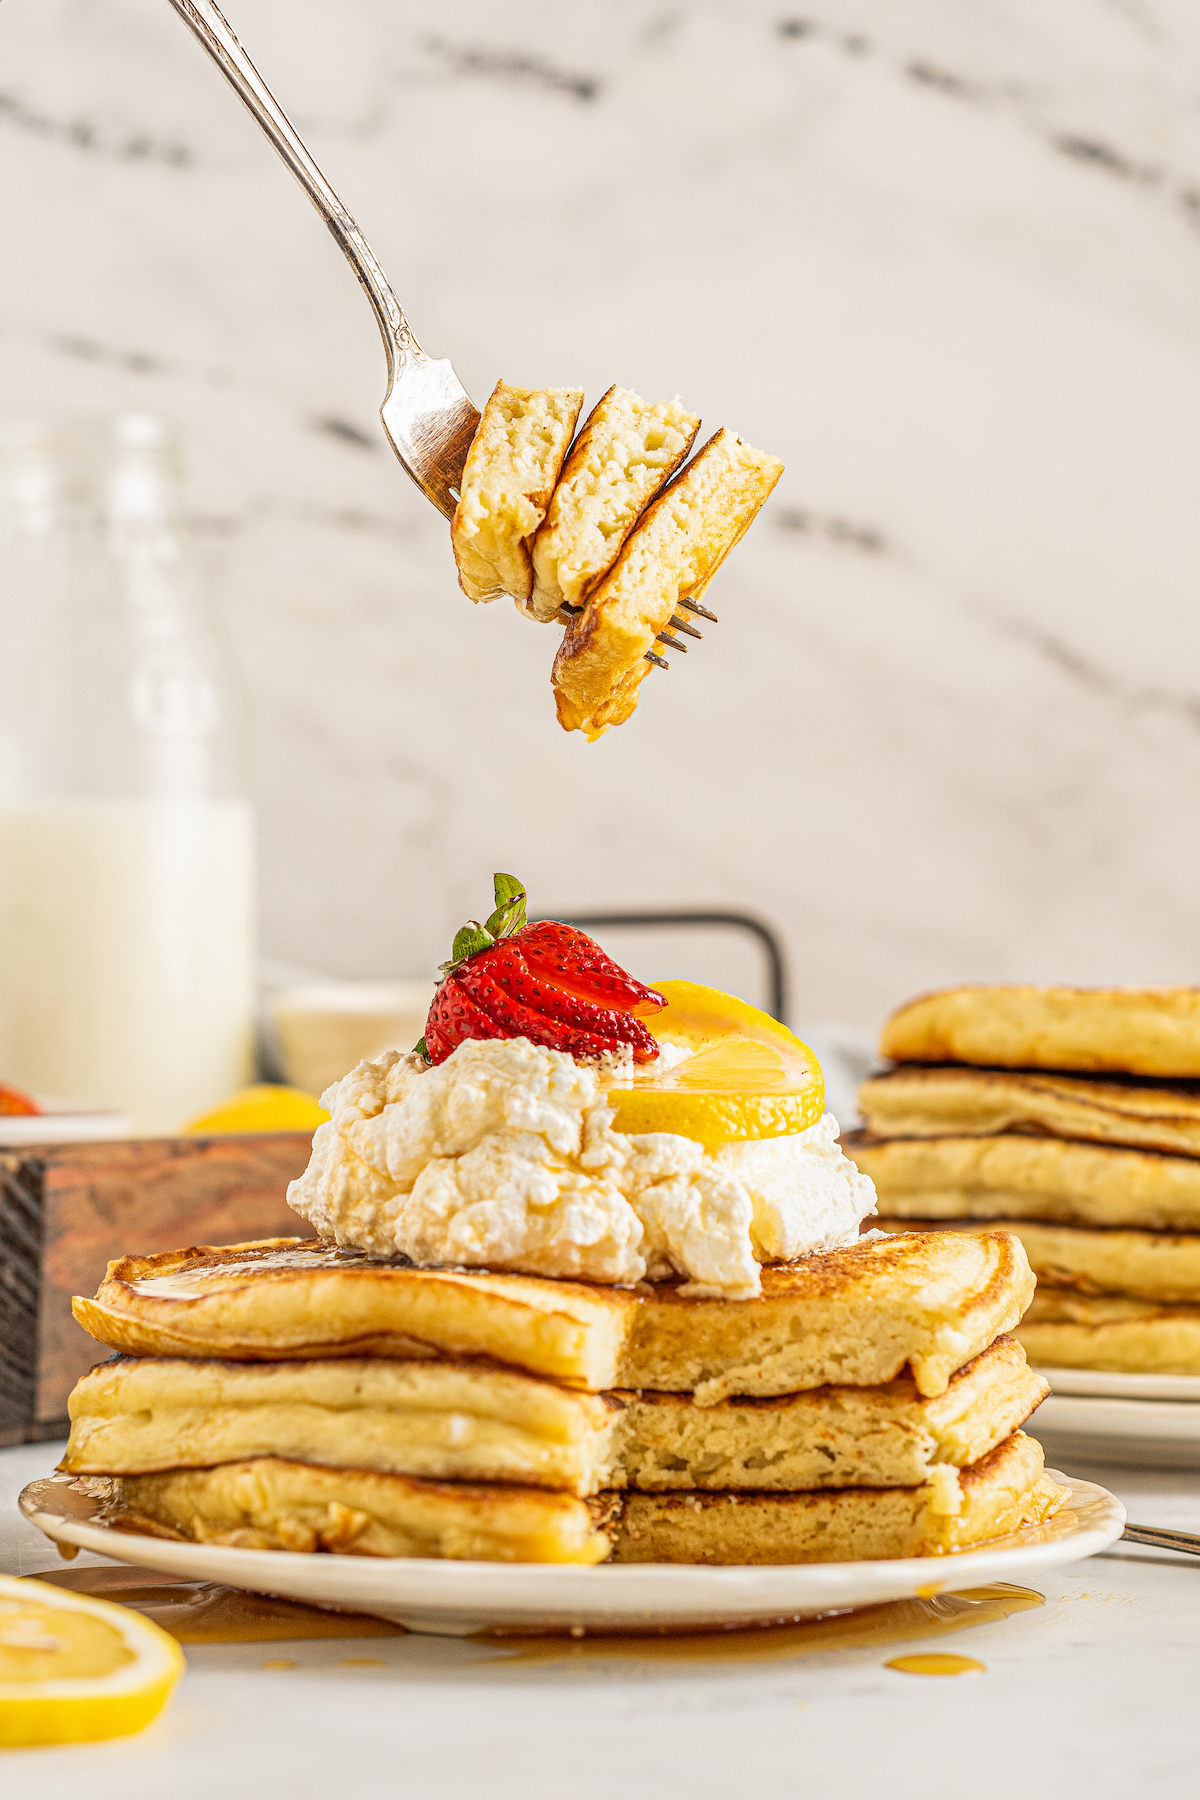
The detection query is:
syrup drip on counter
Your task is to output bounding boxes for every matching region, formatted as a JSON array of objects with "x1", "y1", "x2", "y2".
[
  {"x1": 474, "y1": 1583, "x2": 1042, "y2": 1666},
  {"x1": 33, "y1": 1566, "x2": 405, "y2": 1643},
  {"x1": 886, "y1": 1654, "x2": 986, "y2": 1677}
]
